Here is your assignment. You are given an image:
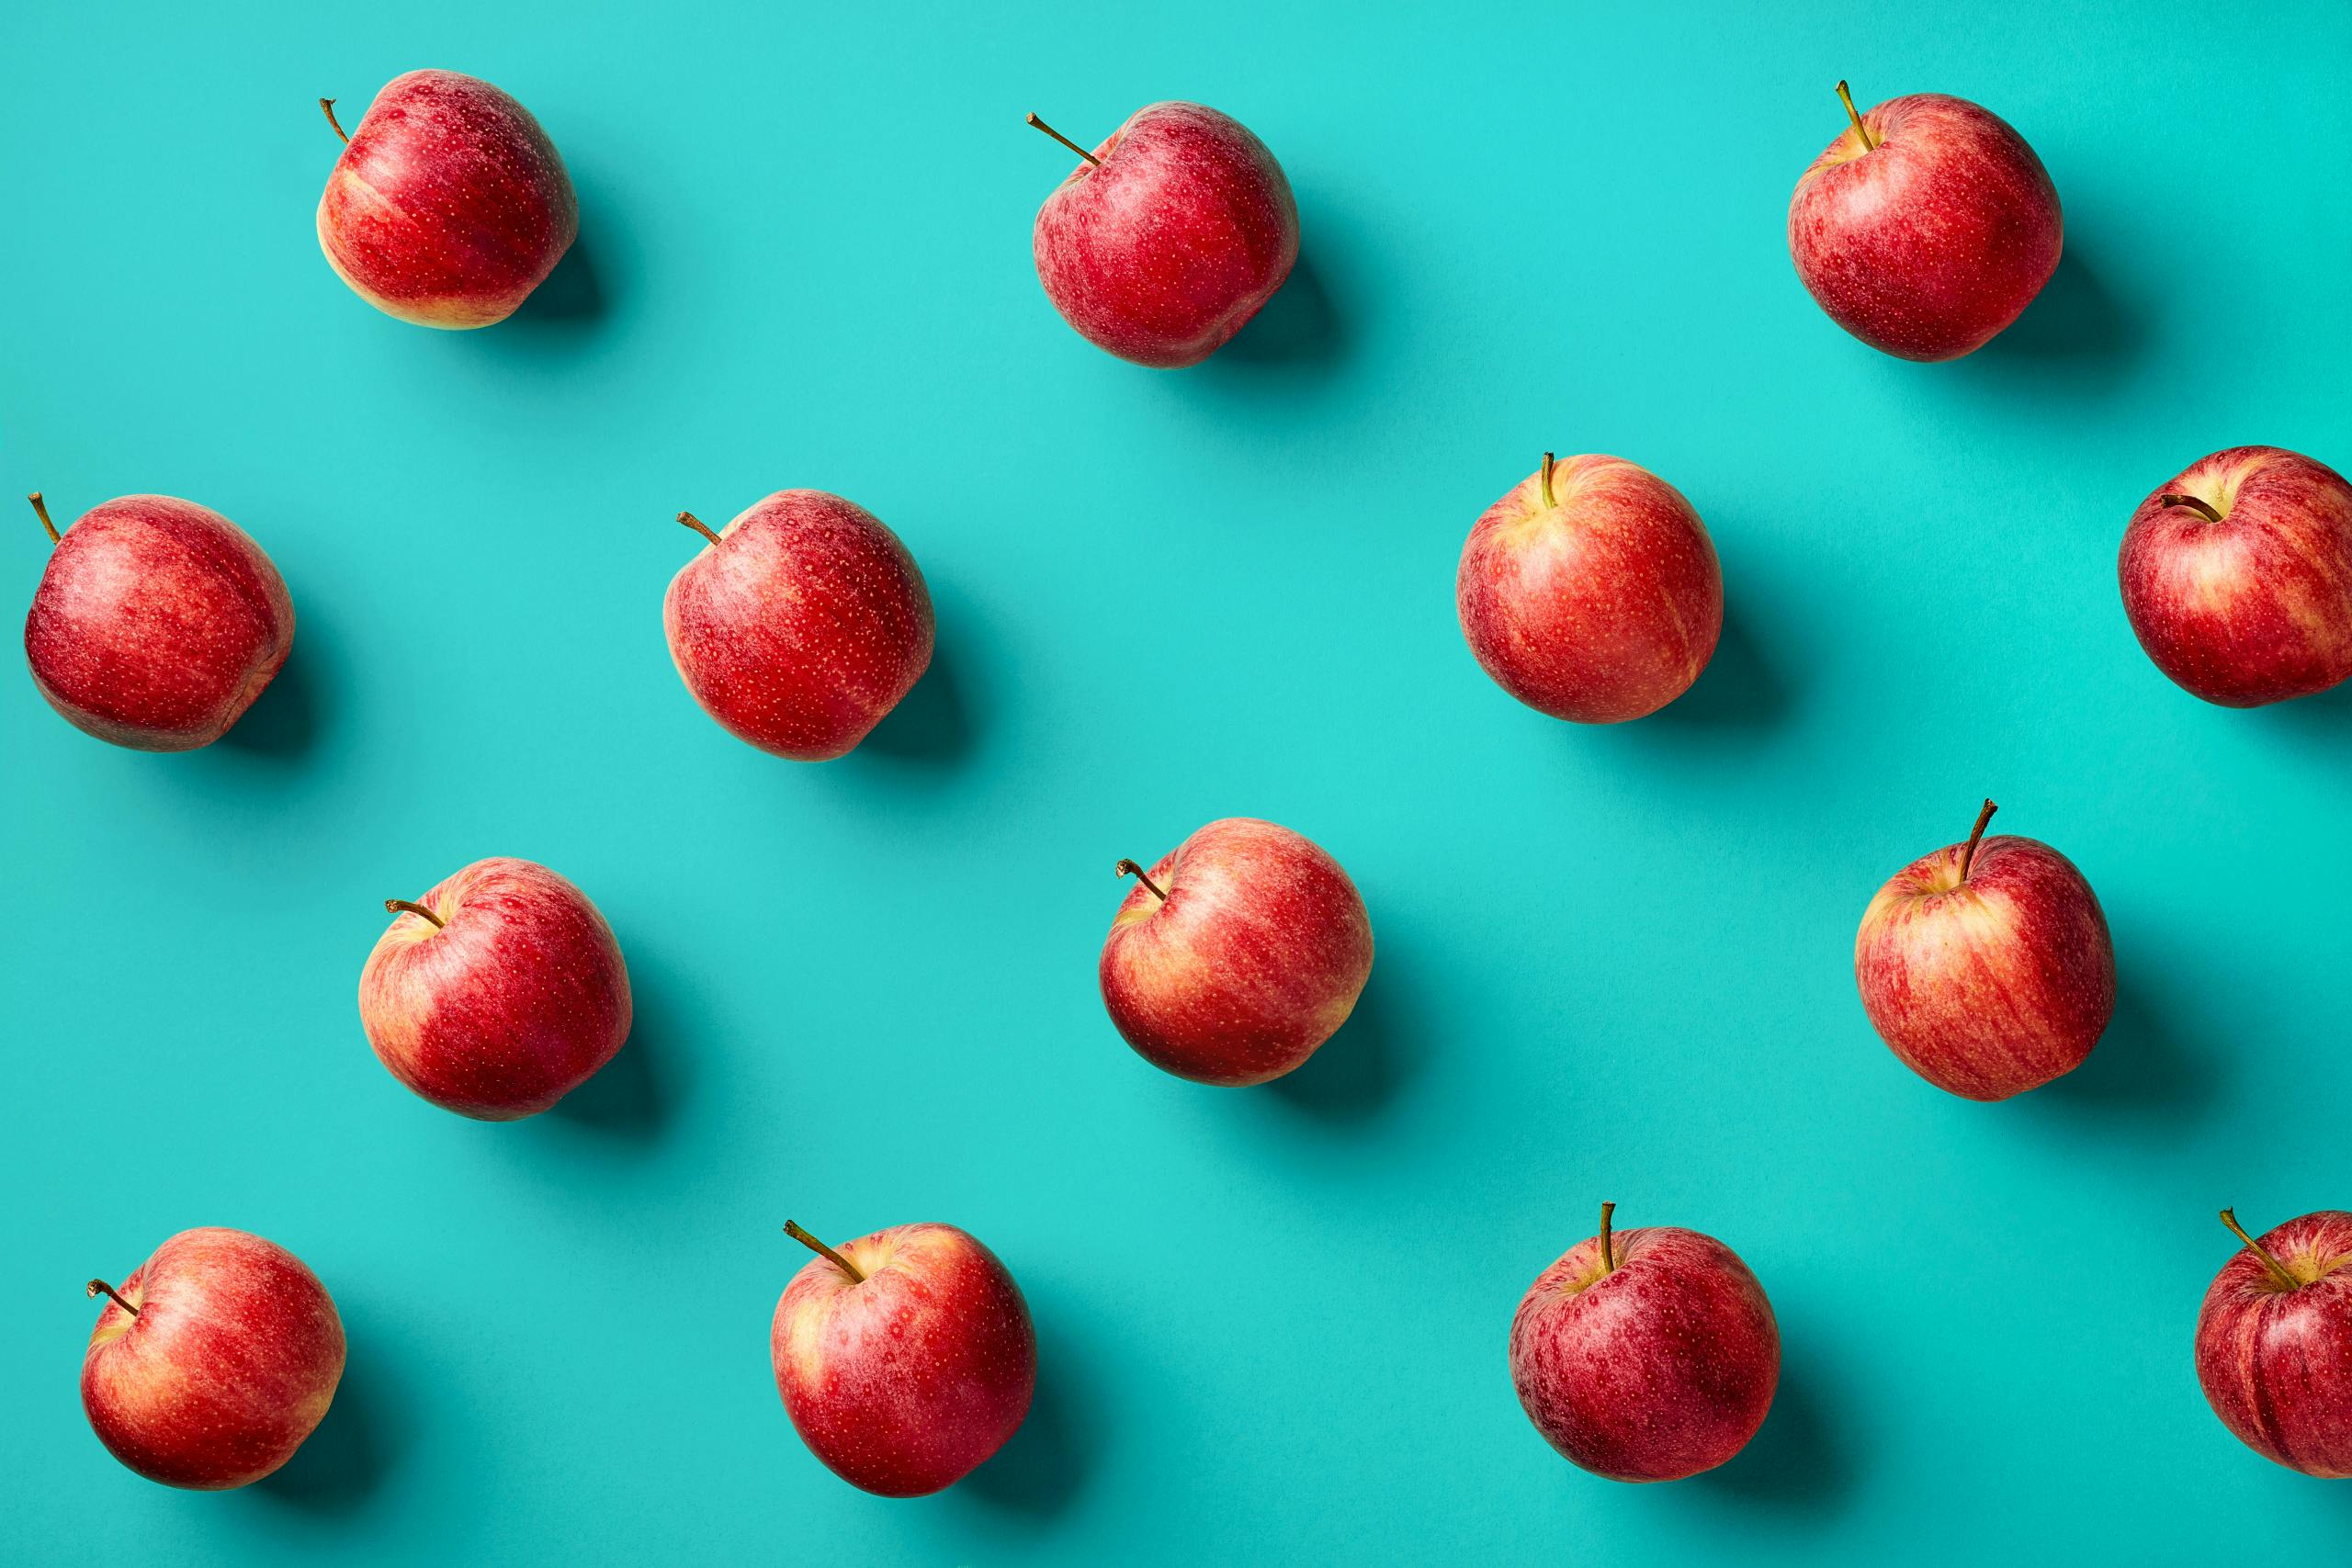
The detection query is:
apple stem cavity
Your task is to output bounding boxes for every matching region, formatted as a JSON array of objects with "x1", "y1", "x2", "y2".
[
  {"x1": 1025, "y1": 113, "x2": 1102, "y2": 168},
  {"x1": 1835, "y1": 81, "x2": 1879, "y2": 152},
  {"x1": 85, "y1": 1279, "x2": 138, "y2": 1317},
  {"x1": 320, "y1": 97, "x2": 349, "y2": 145},
  {"x1": 2160, "y1": 492, "x2": 2224, "y2": 524},
  {"x1": 1539, "y1": 453, "x2": 1557, "y2": 509},
  {"x1": 1598, "y1": 1201, "x2": 1617, "y2": 1275},
  {"x1": 676, "y1": 511, "x2": 724, "y2": 549},
  {"x1": 784, "y1": 1221, "x2": 866, "y2": 1284},
  {"x1": 28, "y1": 491, "x2": 59, "y2": 545},
  {"x1": 1958, "y1": 799, "x2": 1998, "y2": 883},
  {"x1": 2220, "y1": 1208, "x2": 2300, "y2": 1291},
  {"x1": 385, "y1": 897, "x2": 446, "y2": 931},
  {"x1": 1114, "y1": 858, "x2": 1169, "y2": 901}
]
